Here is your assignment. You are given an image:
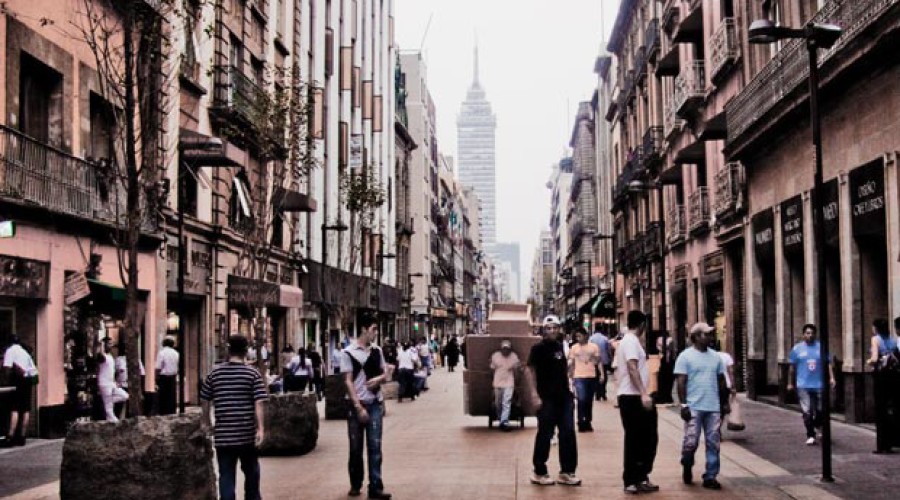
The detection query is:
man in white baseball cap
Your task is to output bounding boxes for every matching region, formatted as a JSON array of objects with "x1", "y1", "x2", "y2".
[{"x1": 543, "y1": 315, "x2": 561, "y2": 327}]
